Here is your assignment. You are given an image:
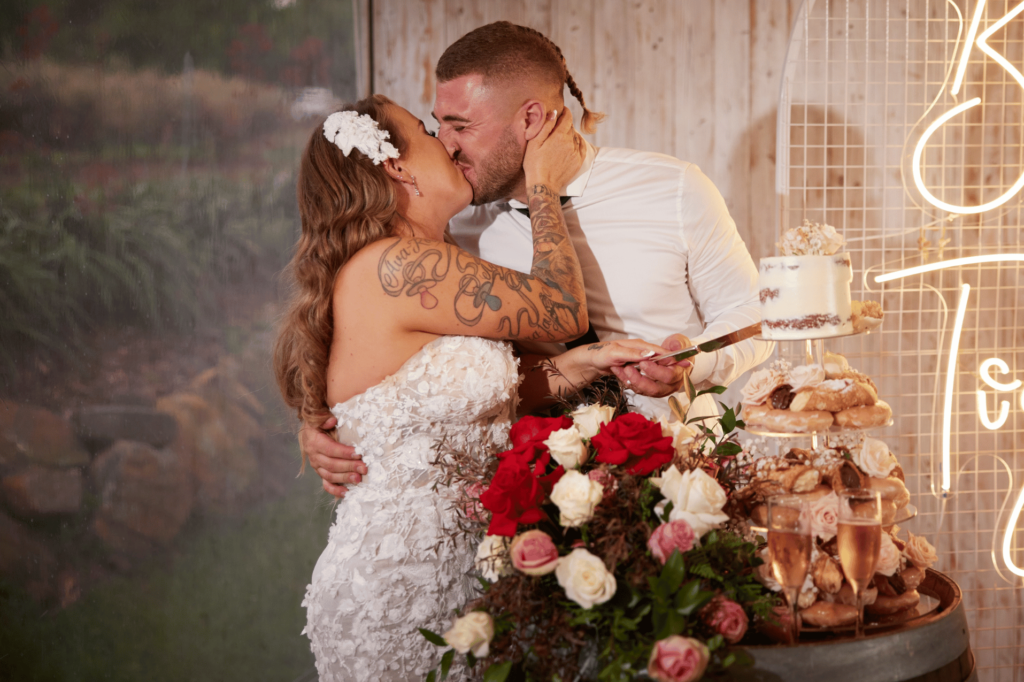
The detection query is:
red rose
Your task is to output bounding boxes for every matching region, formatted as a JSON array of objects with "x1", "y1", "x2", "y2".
[
  {"x1": 701, "y1": 595, "x2": 749, "y2": 644},
  {"x1": 592, "y1": 413, "x2": 674, "y2": 475},
  {"x1": 480, "y1": 446, "x2": 564, "y2": 536},
  {"x1": 509, "y1": 415, "x2": 573, "y2": 448}
]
